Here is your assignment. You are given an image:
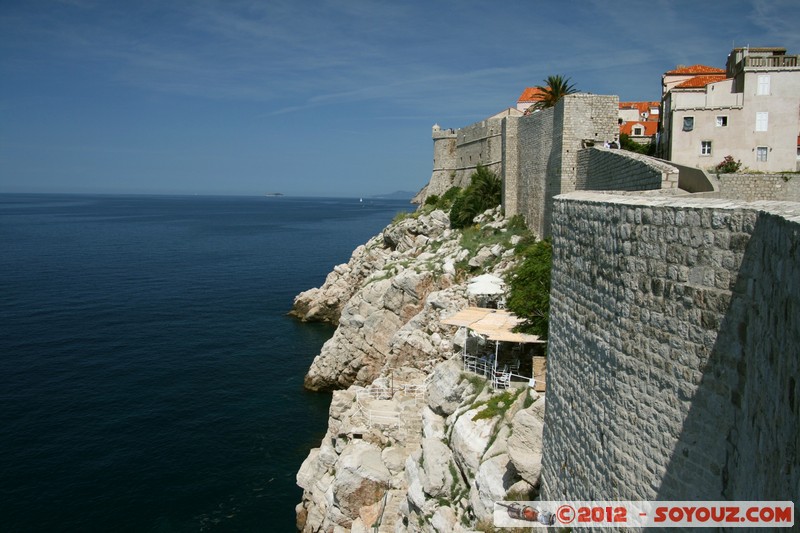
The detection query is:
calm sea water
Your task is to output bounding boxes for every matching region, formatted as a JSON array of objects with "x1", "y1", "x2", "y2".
[{"x1": 0, "y1": 194, "x2": 412, "y2": 532}]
